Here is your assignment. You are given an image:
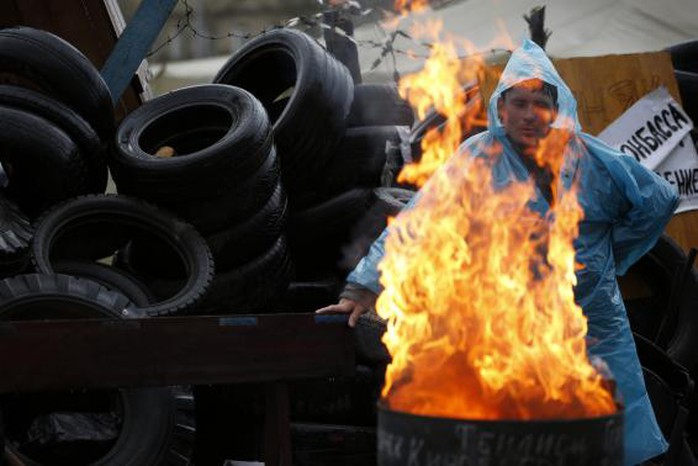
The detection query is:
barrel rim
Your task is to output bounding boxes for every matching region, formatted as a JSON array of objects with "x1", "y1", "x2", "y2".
[{"x1": 377, "y1": 400, "x2": 624, "y2": 425}]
